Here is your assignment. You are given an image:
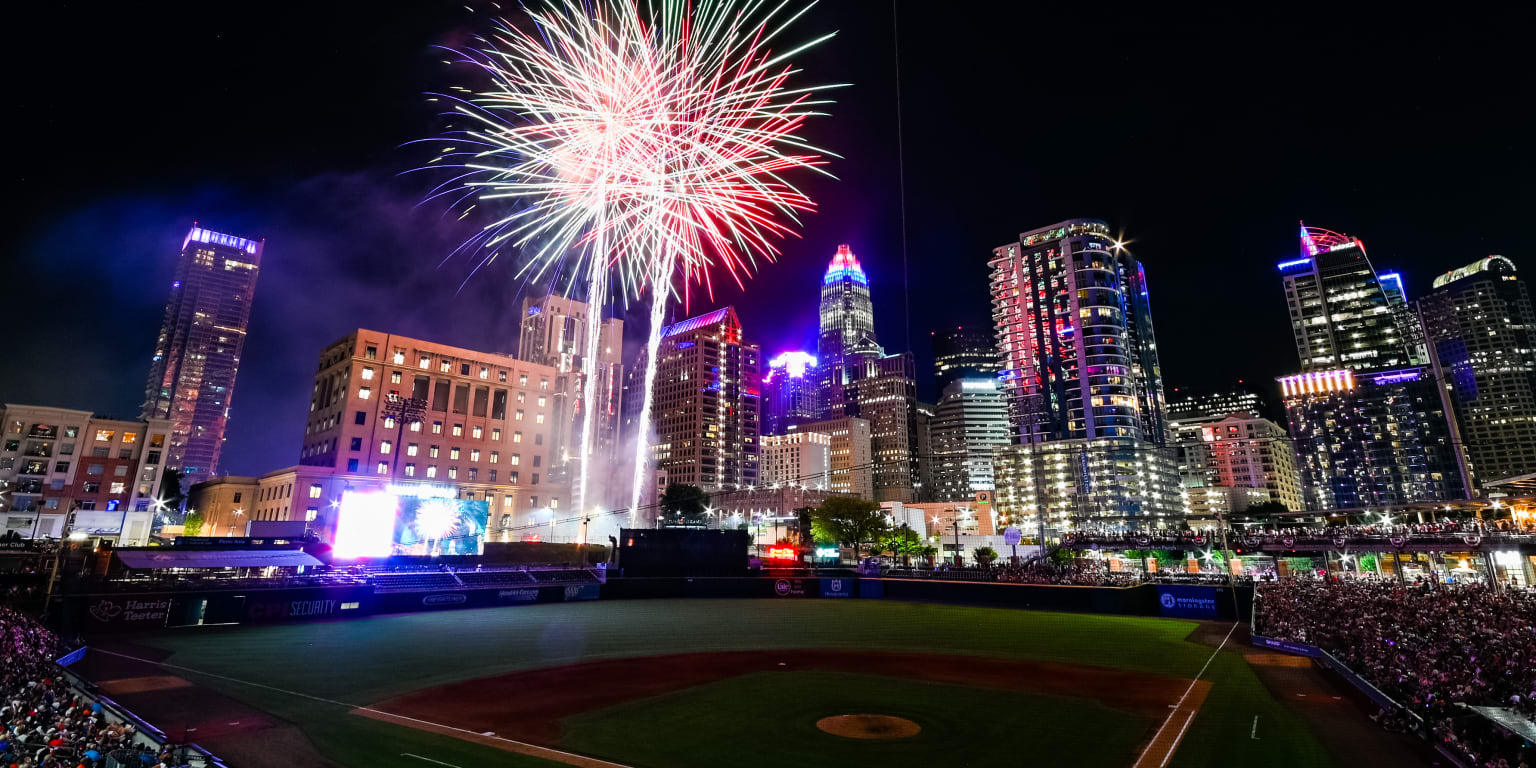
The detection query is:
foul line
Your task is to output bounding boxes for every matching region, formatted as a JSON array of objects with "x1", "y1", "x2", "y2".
[
  {"x1": 1132, "y1": 621, "x2": 1239, "y2": 768},
  {"x1": 403, "y1": 754, "x2": 463, "y2": 768},
  {"x1": 88, "y1": 647, "x2": 634, "y2": 768}
]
